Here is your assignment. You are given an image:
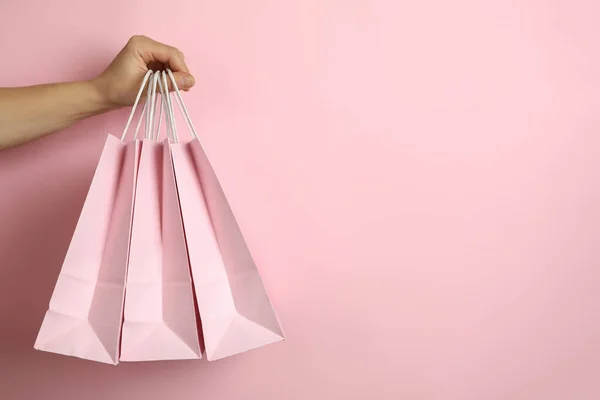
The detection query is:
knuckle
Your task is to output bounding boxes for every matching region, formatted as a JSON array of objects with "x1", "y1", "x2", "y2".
[
  {"x1": 170, "y1": 46, "x2": 182, "y2": 56},
  {"x1": 128, "y1": 35, "x2": 146, "y2": 46}
]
